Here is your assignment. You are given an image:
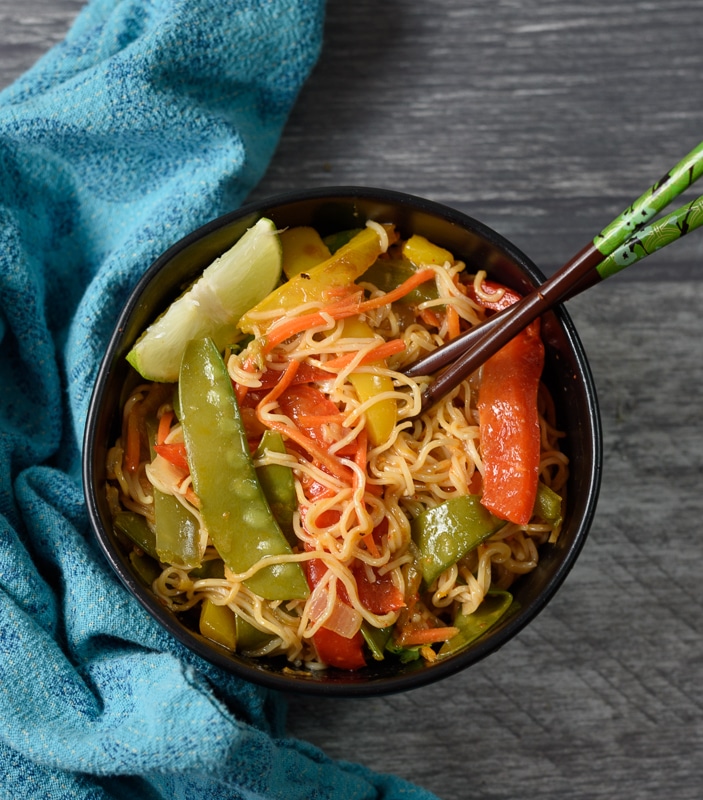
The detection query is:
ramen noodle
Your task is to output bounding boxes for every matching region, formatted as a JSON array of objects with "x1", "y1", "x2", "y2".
[{"x1": 105, "y1": 220, "x2": 568, "y2": 670}]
